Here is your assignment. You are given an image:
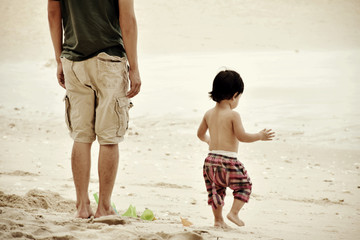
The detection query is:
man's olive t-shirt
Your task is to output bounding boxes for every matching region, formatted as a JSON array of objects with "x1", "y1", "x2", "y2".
[{"x1": 57, "y1": 0, "x2": 126, "y2": 61}]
